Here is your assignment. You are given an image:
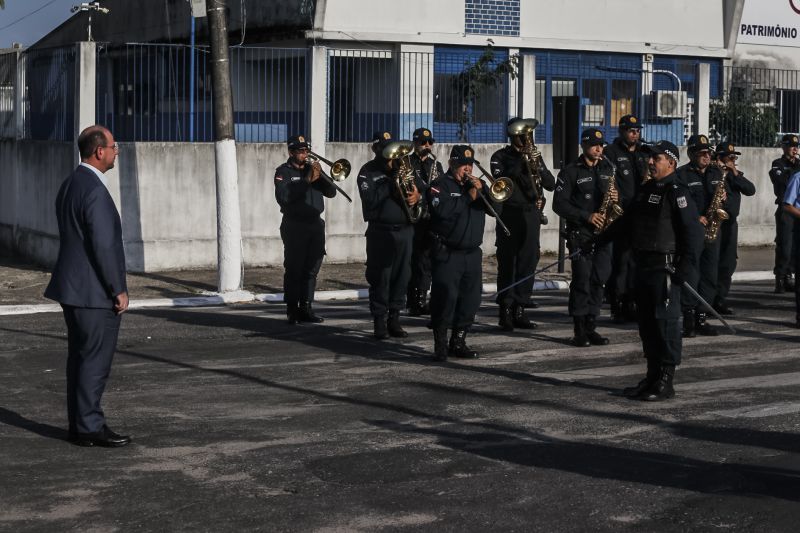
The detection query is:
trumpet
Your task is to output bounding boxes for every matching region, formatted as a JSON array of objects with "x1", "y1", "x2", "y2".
[
  {"x1": 470, "y1": 163, "x2": 511, "y2": 237},
  {"x1": 308, "y1": 150, "x2": 353, "y2": 203}
]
